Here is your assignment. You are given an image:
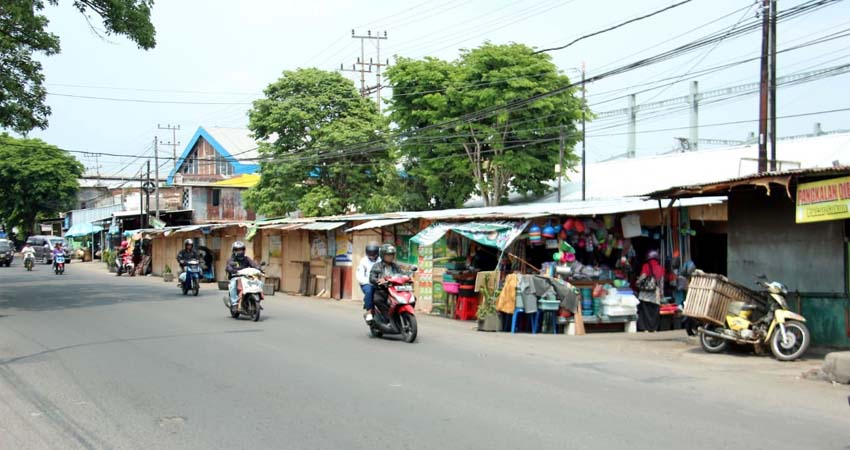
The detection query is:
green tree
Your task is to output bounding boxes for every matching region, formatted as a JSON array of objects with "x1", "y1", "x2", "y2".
[
  {"x1": 386, "y1": 43, "x2": 584, "y2": 208},
  {"x1": 0, "y1": 1, "x2": 156, "y2": 134},
  {"x1": 245, "y1": 68, "x2": 395, "y2": 218},
  {"x1": 0, "y1": 134, "x2": 84, "y2": 233}
]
